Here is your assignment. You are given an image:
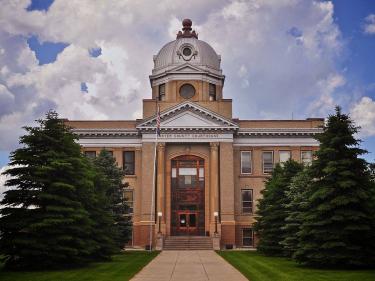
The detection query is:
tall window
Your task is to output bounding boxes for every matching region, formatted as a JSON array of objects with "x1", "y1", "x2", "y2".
[
  {"x1": 242, "y1": 189, "x2": 253, "y2": 214},
  {"x1": 241, "y1": 151, "x2": 252, "y2": 174},
  {"x1": 159, "y1": 83, "x2": 165, "y2": 101},
  {"x1": 279, "y1": 151, "x2": 291, "y2": 166},
  {"x1": 84, "y1": 151, "x2": 96, "y2": 159},
  {"x1": 262, "y1": 151, "x2": 273, "y2": 174},
  {"x1": 242, "y1": 228, "x2": 254, "y2": 247},
  {"x1": 209, "y1": 83, "x2": 216, "y2": 101},
  {"x1": 123, "y1": 151, "x2": 135, "y2": 175},
  {"x1": 123, "y1": 189, "x2": 134, "y2": 215},
  {"x1": 301, "y1": 151, "x2": 312, "y2": 166}
]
